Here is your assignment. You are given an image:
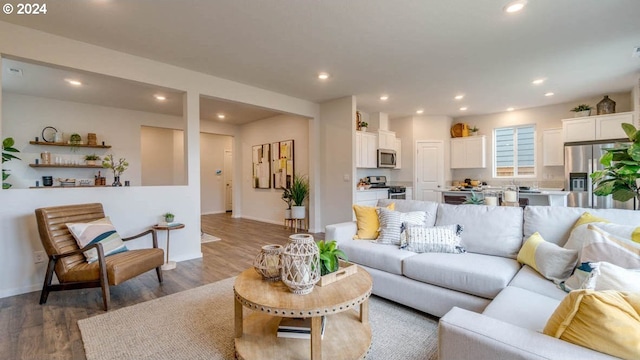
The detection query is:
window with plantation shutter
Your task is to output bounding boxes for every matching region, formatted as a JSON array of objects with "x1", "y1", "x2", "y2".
[{"x1": 494, "y1": 125, "x2": 536, "y2": 177}]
